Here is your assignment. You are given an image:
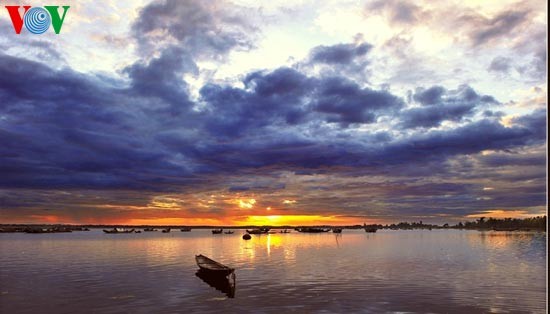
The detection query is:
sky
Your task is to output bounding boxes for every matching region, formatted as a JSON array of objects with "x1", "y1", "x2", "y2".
[{"x1": 0, "y1": 0, "x2": 547, "y2": 226}]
